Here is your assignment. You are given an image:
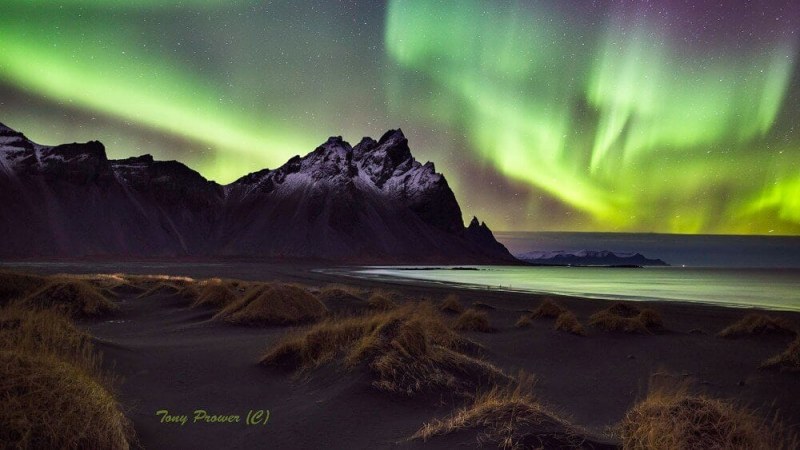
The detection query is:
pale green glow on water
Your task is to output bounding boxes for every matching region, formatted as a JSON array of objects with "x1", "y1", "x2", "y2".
[{"x1": 359, "y1": 266, "x2": 800, "y2": 312}]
